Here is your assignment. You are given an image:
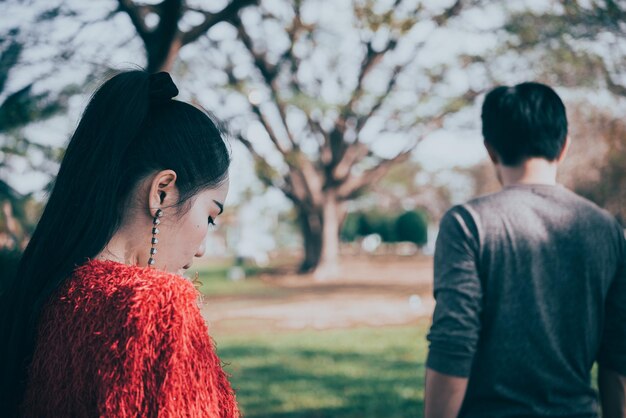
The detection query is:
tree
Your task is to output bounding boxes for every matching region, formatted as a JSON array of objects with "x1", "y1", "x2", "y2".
[
  {"x1": 455, "y1": 161, "x2": 499, "y2": 199},
  {"x1": 559, "y1": 105, "x2": 626, "y2": 223},
  {"x1": 502, "y1": 0, "x2": 626, "y2": 95},
  {"x1": 117, "y1": 0, "x2": 258, "y2": 72},
  {"x1": 395, "y1": 210, "x2": 428, "y2": 246},
  {"x1": 0, "y1": 0, "x2": 155, "y2": 249},
  {"x1": 0, "y1": 22, "x2": 73, "y2": 251},
  {"x1": 368, "y1": 160, "x2": 454, "y2": 221},
  {"x1": 0, "y1": 0, "x2": 260, "y2": 249},
  {"x1": 219, "y1": 0, "x2": 485, "y2": 277},
  {"x1": 118, "y1": 0, "x2": 485, "y2": 278},
  {"x1": 500, "y1": 0, "x2": 626, "y2": 223}
]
